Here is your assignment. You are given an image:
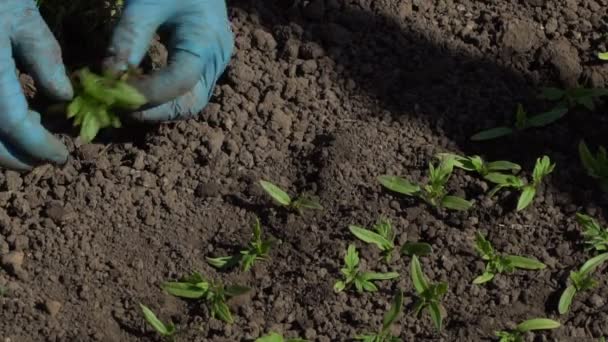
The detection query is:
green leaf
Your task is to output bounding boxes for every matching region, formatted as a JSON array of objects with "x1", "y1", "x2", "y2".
[
  {"x1": 162, "y1": 281, "x2": 208, "y2": 299},
  {"x1": 514, "y1": 103, "x2": 528, "y2": 130},
  {"x1": 292, "y1": 196, "x2": 323, "y2": 210},
  {"x1": 349, "y1": 225, "x2": 393, "y2": 251},
  {"x1": 484, "y1": 173, "x2": 524, "y2": 188},
  {"x1": 67, "y1": 96, "x2": 84, "y2": 118},
  {"x1": 539, "y1": 87, "x2": 566, "y2": 101},
  {"x1": 558, "y1": 285, "x2": 576, "y2": 315},
  {"x1": 382, "y1": 289, "x2": 403, "y2": 332},
  {"x1": 206, "y1": 255, "x2": 241, "y2": 269},
  {"x1": 504, "y1": 255, "x2": 546, "y2": 270},
  {"x1": 212, "y1": 301, "x2": 234, "y2": 323},
  {"x1": 599, "y1": 52, "x2": 608, "y2": 60},
  {"x1": 401, "y1": 242, "x2": 433, "y2": 257},
  {"x1": 428, "y1": 302, "x2": 443, "y2": 331},
  {"x1": 259, "y1": 180, "x2": 292, "y2": 206},
  {"x1": 526, "y1": 107, "x2": 568, "y2": 128},
  {"x1": 578, "y1": 96, "x2": 595, "y2": 111},
  {"x1": 532, "y1": 156, "x2": 555, "y2": 184},
  {"x1": 333, "y1": 281, "x2": 345, "y2": 293},
  {"x1": 579, "y1": 140, "x2": 602, "y2": 178},
  {"x1": 377, "y1": 175, "x2": 421, "y2": 195},
  {"x1": 486, "y1": 160, "x2": 521, "y2": 173},
  {"x1": 441, "y1": 196, "x2": 472, "y2": 211},
  {"x1": 255, "y1": 332, "x2": 284, "y2": 342},
  {"x1": 360, "y1": 272, "x2": 400, "y2": 281},
  {"x1": 516, "y1": 318, "x2": 560, "y2": 332},
  {"x1": 139, "y1": 304, "x2": 176, "y2": 337},
  {"x1": 473, "y1": 272, "x2": 495, "y2": 284},
  {"x1": 516, "y1": 186, "x2": 536, "y2": 211},
  {"x1": 410, "y1": 255, "x2": 428, "y2": 294},
  {"x1": 224, "y1": 285, "x2": 251, "y2": 298},
  {"x1": 579, "y1": 252, "x2": 608, "y2": 275},
  {"x1": 345, "y1": 244, "x2": 360, "y2": 269}
]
